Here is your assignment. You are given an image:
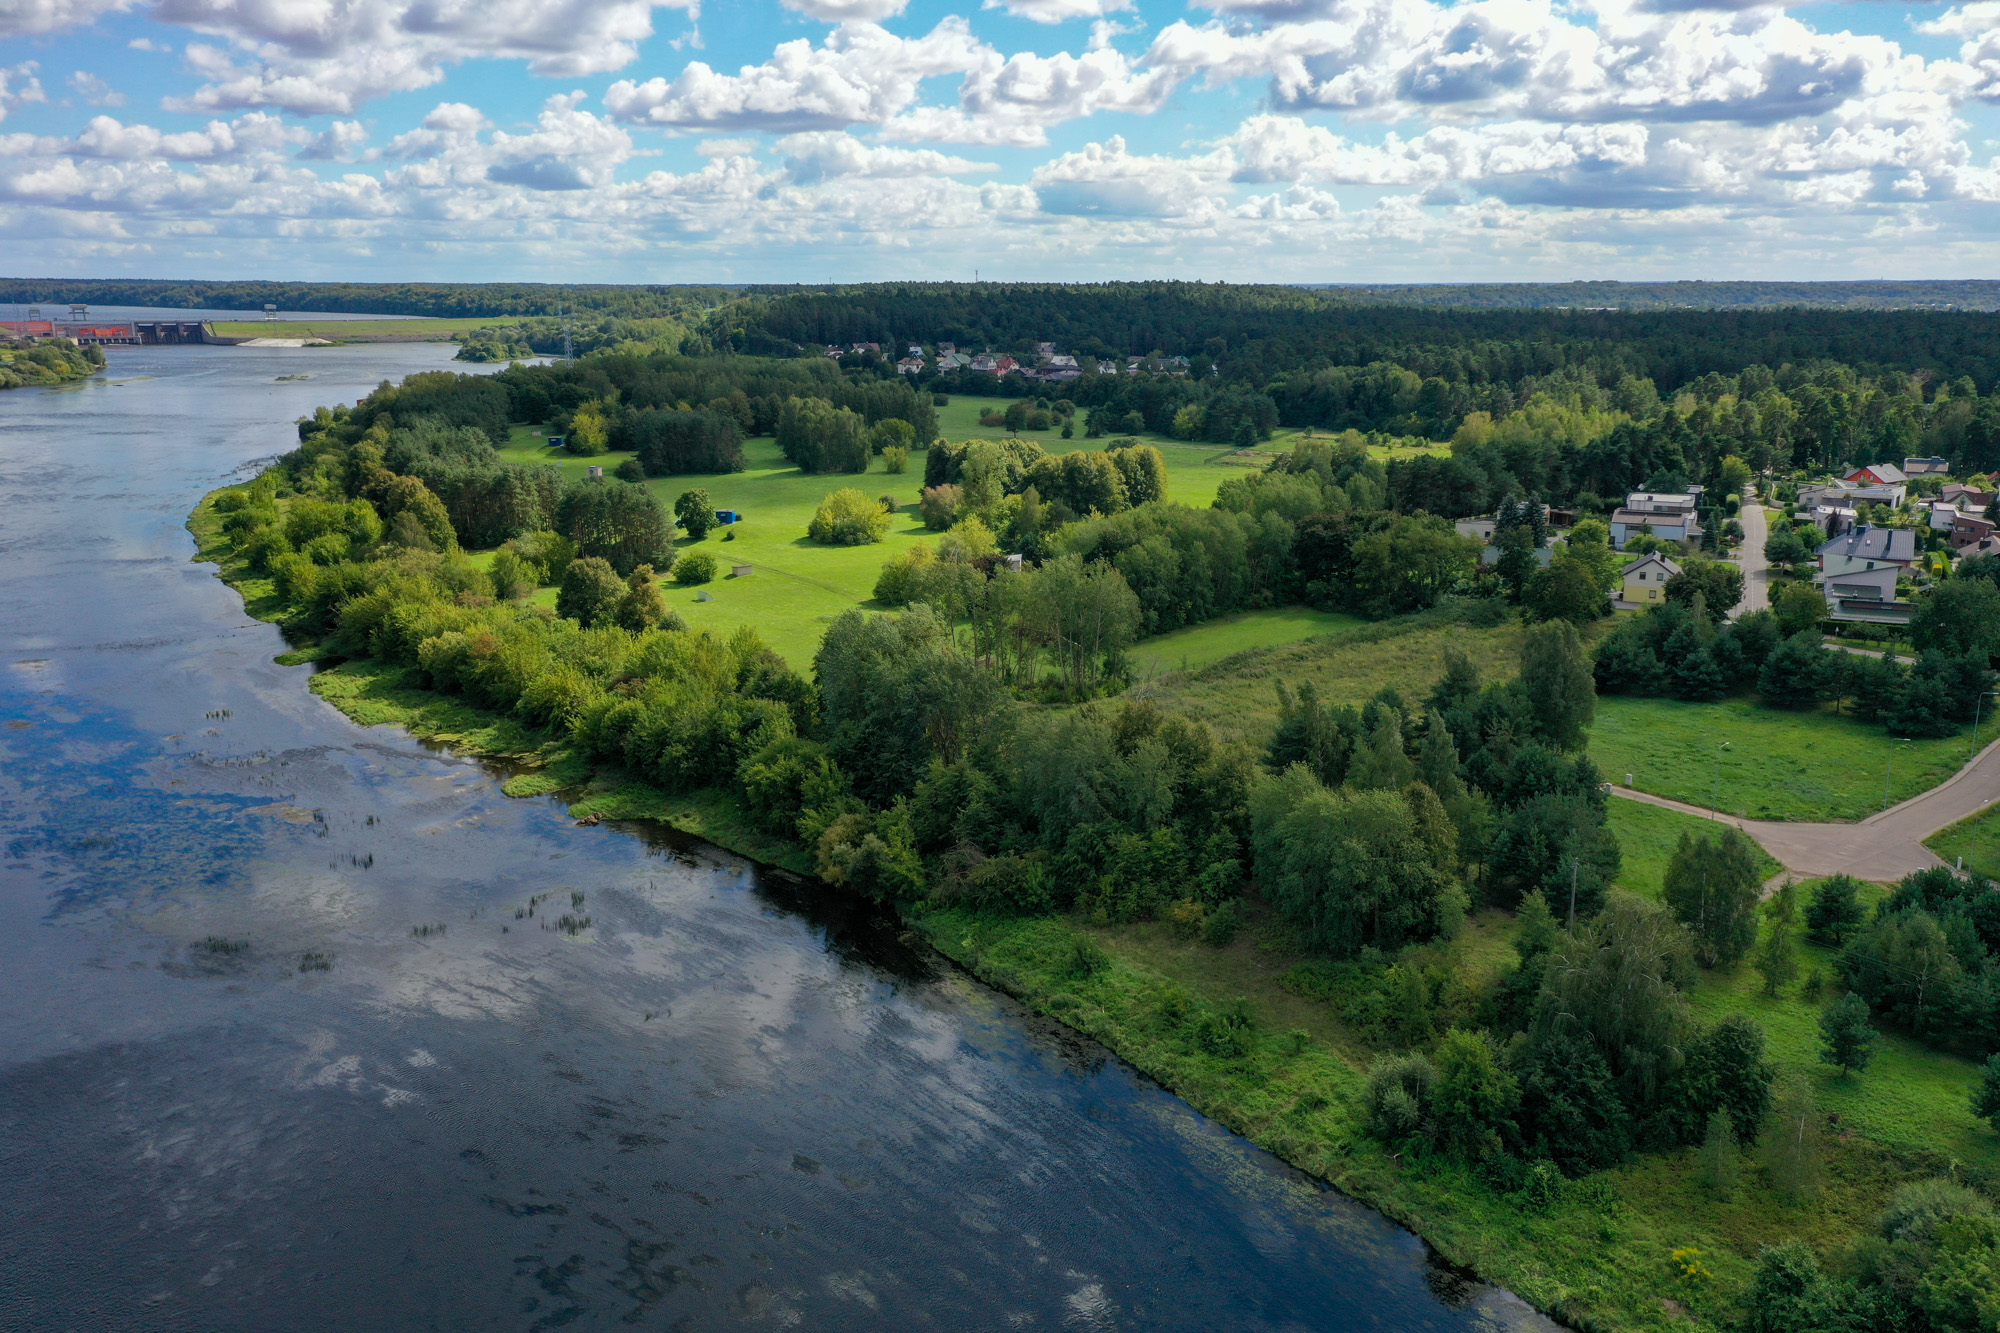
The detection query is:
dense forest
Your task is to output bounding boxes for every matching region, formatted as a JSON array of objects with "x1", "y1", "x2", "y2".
[{"x1": 1309, "y1": 280, "x2": 2000, "y2": 311}]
